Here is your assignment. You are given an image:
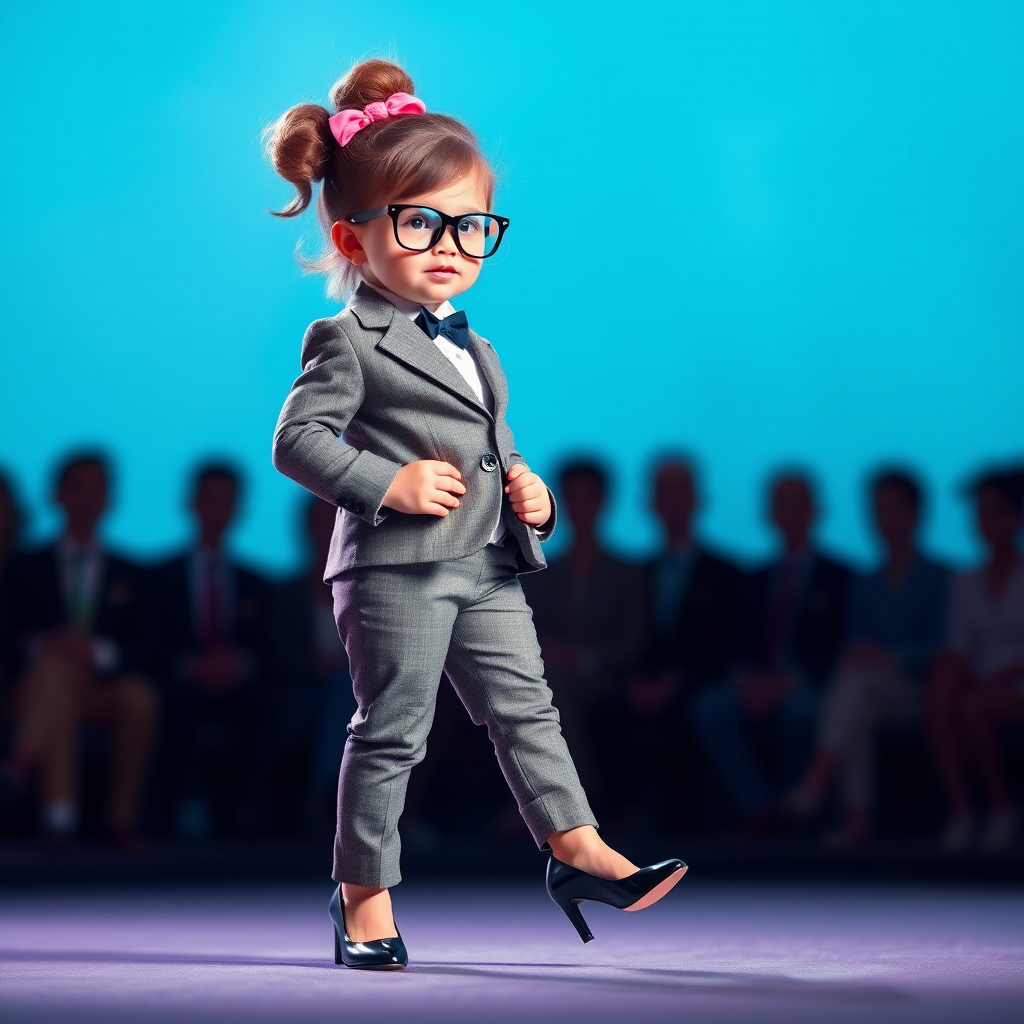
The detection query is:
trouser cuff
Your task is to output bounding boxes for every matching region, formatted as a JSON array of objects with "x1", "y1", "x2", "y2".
[
  {"x1": 332, "y1": 835, "x2": 403, "y2": 888},
  {"x1": 519, "y1": 790, "x2": 599, "y2": 851}
]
